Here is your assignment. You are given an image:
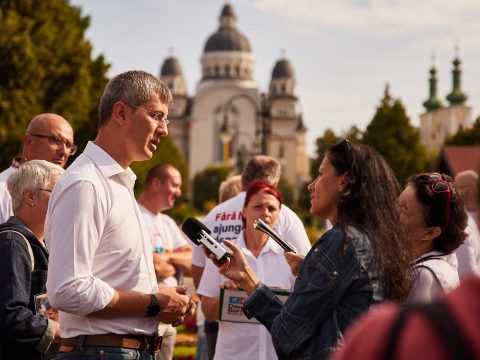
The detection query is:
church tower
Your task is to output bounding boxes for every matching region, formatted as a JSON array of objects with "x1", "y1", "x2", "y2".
[
  {"x1": 159, "y1": 55, "x2": 191, "y2": 162},
  {"x1": 189, "y1": 3, "x2": 259, "y2": 177},
  {"x1": 419, "y1": 51, "x2": 472, "y2": 153},
  {"x1": 267, "y1": 57, "x2": 309, "y2": 196}
]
